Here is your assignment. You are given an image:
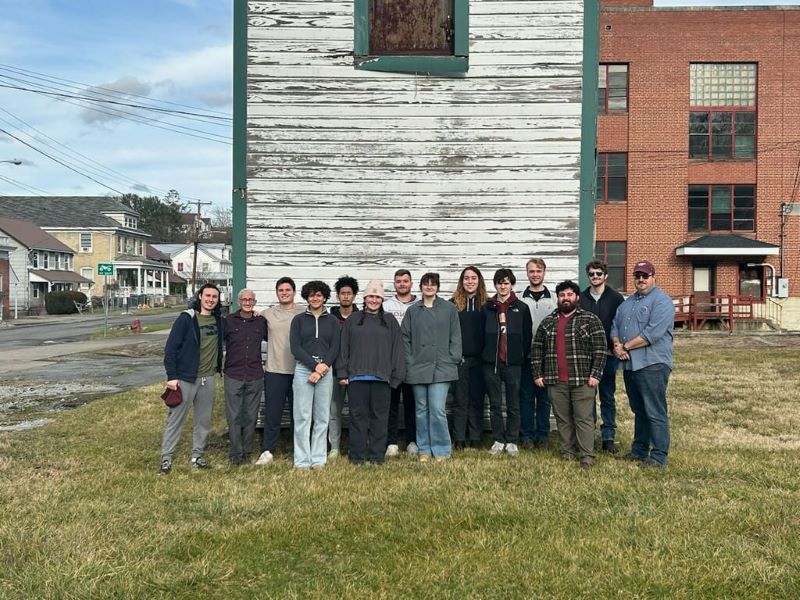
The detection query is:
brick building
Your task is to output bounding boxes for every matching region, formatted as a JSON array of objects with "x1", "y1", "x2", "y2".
[{"x1": 595, "y1": 0, "x2": 800, "y2": 326}]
